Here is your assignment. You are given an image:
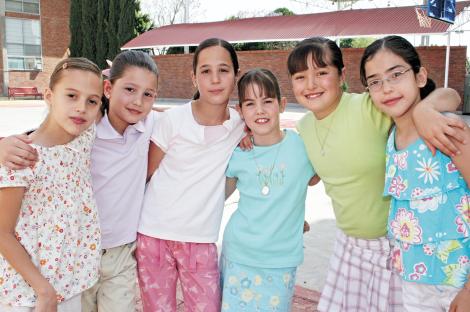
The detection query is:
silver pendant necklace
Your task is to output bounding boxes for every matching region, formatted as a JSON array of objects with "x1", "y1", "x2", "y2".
[{"x1": 252, "y1": 132, "x2": 284, "y2": 196}]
